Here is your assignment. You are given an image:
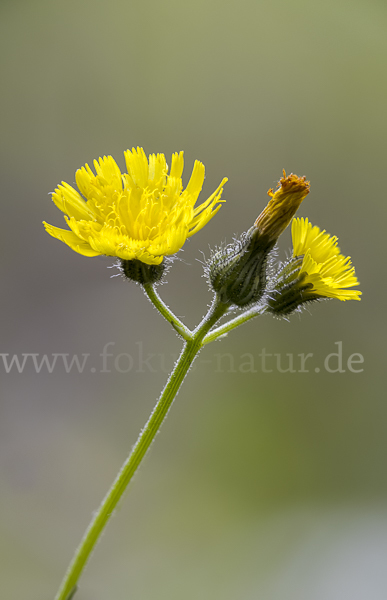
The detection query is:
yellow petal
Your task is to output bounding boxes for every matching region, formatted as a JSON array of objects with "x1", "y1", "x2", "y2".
[
  {"x1": 43, "y1": 222, "x2": 100, "y2": 257},
  {"x1": 52, "y1": 183, "x2": 95, "y2": 221}
]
